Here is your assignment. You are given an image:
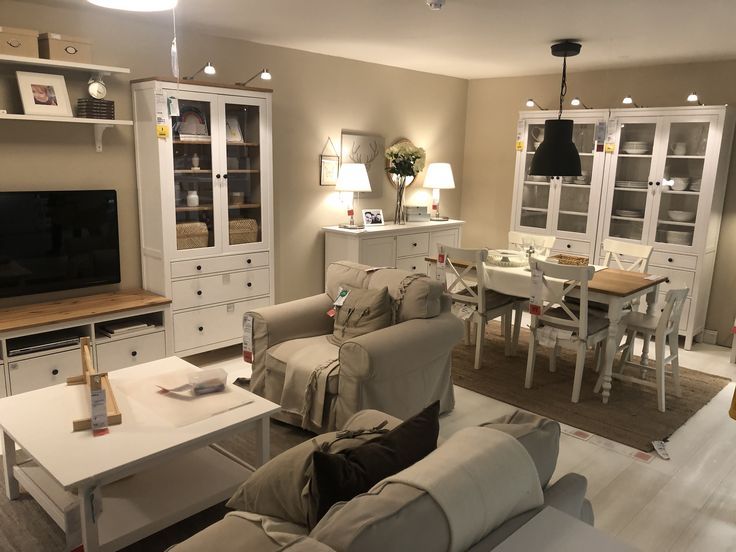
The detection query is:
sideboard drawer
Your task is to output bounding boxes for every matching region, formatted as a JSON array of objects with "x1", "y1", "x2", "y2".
[
  {"x1": 397, "y1": 233, "x2": 429, "y2": 258},
  {"x1": 171, "y1": 252, "x2": 269, "y2": 278},
  {"x1": 96, "y1": 331, "x2": 166, "y2": 372},
  {"x1": 8, "y1": 349, "x2": 81, "y2": 395},
  {"x1": 171, "y1": 268, "x2": 270, "y2": 310},
  {"x1": 650, "y1": 266, "x2": 696, "y2": 296},
  {"x1": 649, "y1": 251, "x2": 698, "y2": 271},
  {"x1": 429, "y1": 228, "x2": 460, "y2": 257},
  {"x1": 173, "y1": 297, "x2": 270, "y2": 353},
  {"x1": 554, "y1": 238, "x2": 590, "y2": 256},
  {"x1": 396, "y1": 255, "x2": 428, "y2": 274}
]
